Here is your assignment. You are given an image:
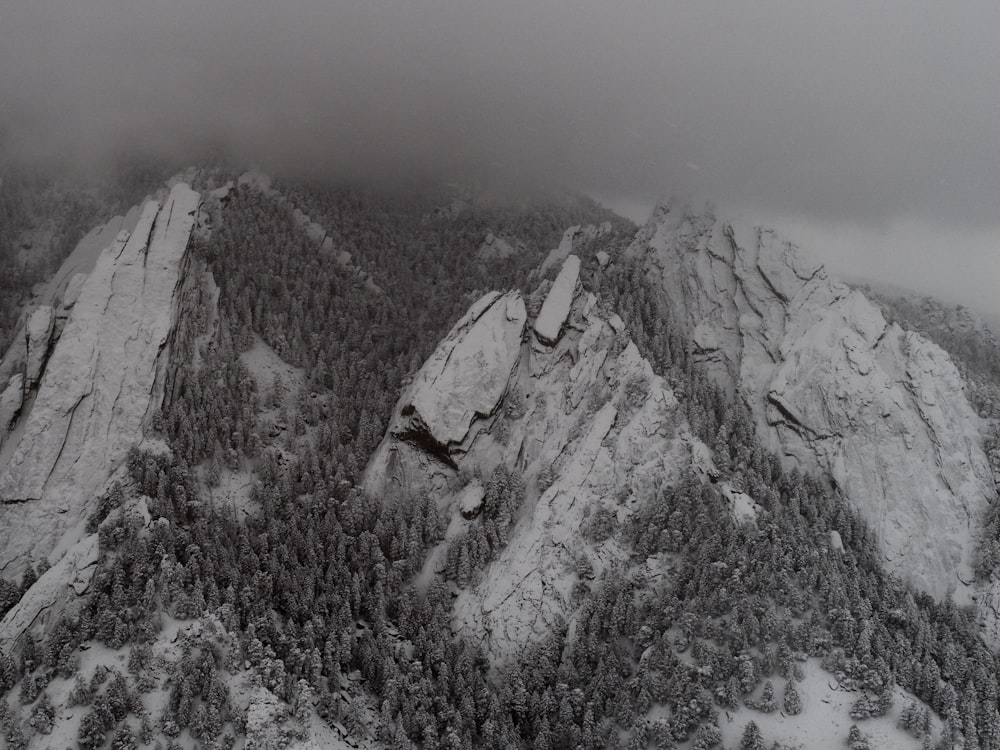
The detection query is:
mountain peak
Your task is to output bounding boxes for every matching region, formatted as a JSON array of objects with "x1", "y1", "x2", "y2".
[{"x1": 631, "y1": 202, "x2": 995, "y2": 603}]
